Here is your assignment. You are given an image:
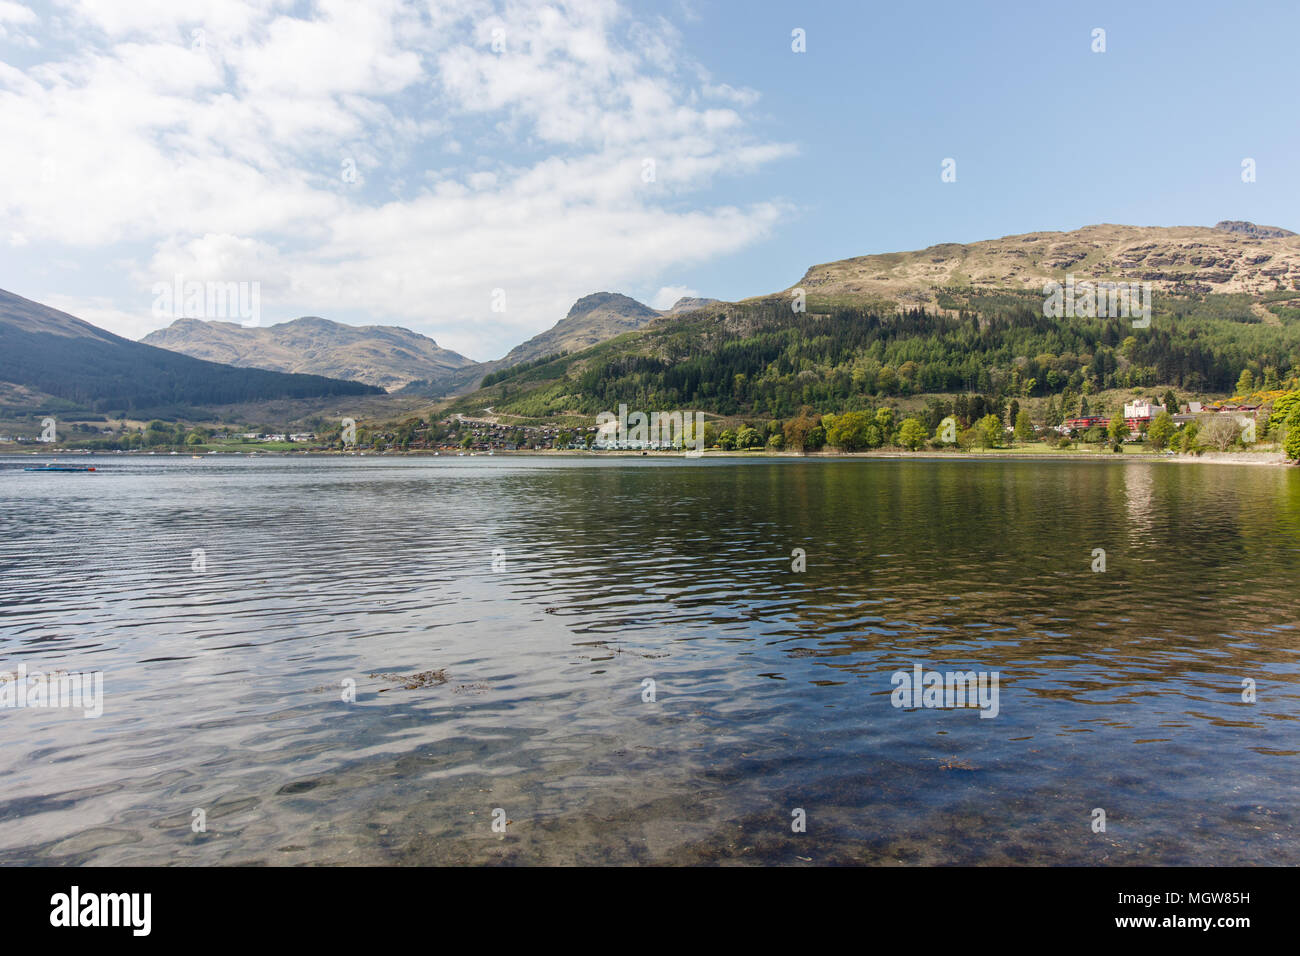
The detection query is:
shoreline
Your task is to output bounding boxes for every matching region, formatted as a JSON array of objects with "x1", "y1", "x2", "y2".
[{"x1": 3, "y1": 448, "x2": 1291, "y2": 466}]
